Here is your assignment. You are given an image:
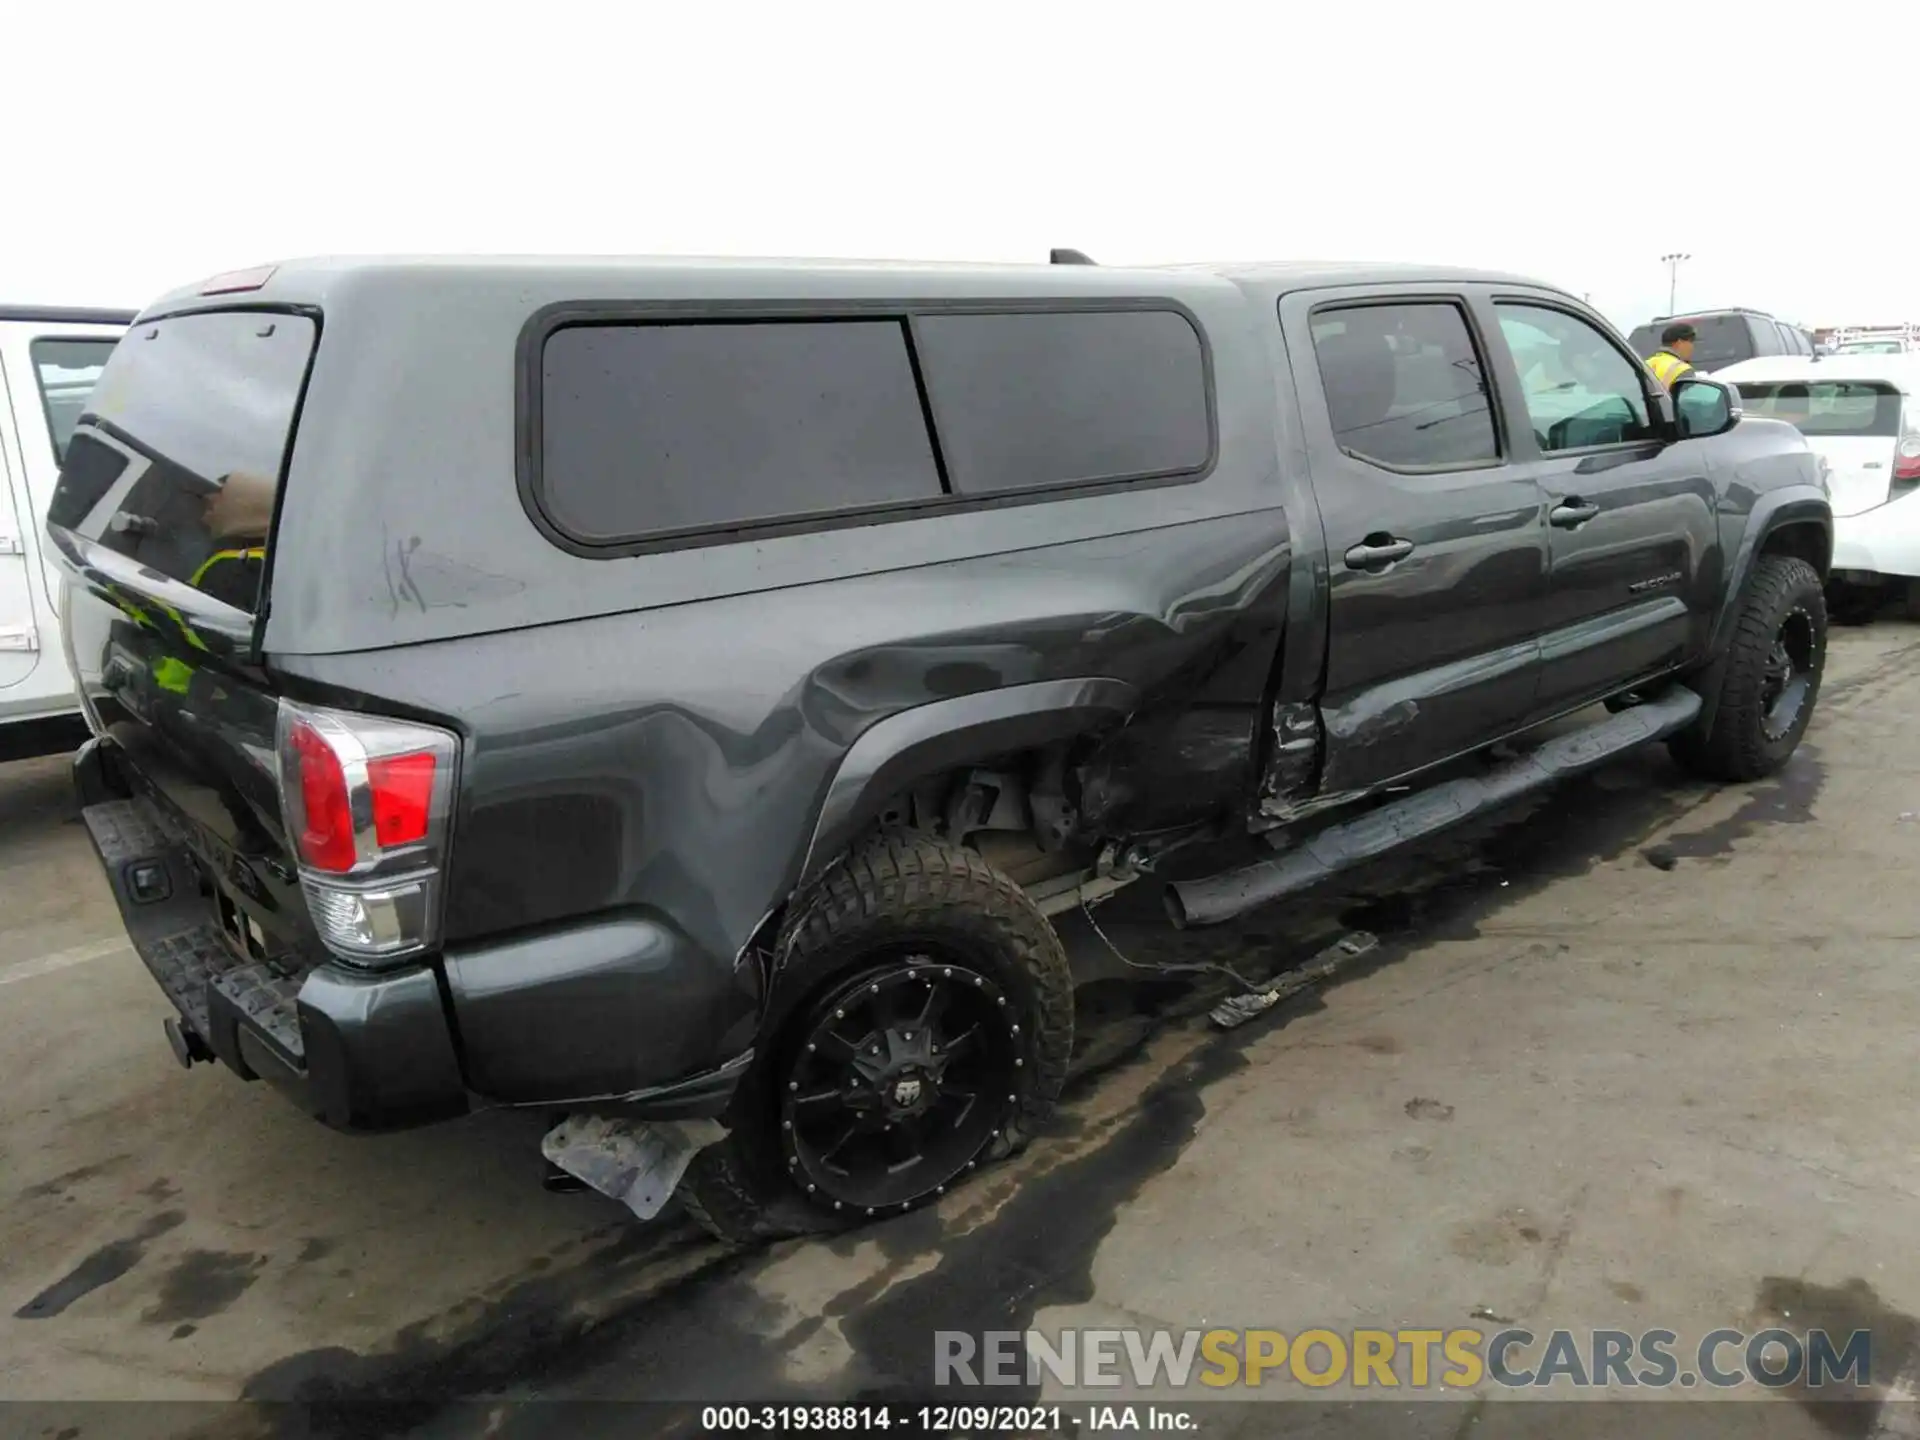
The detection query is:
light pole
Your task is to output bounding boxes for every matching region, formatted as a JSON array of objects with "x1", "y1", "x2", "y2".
[{"x1": 1661, "y1": 252, "x2": 1691, "y2": 314}]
